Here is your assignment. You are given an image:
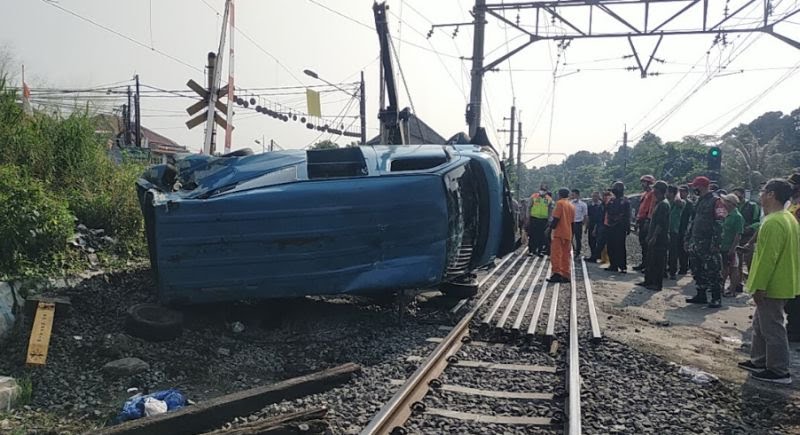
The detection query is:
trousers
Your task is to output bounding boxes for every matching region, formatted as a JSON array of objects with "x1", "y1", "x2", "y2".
[
  {"x1": 572, "y1": 222, "x2": 584, "y2": 256},
  {"x1": 607, "y1": 224, "x2": 627, "y2": 271},
  {"x1": 667, "y1": 232, "x2": 681, "y2": 275},
  {"x1": 638, "y1": 219, "x2": 650, "y2": 267},
  {"x1": 690, "y1": 249, "x2": 722, "y2": 301},
  {"x1": 751, "y1": 297, "x2": 791, "y2": 376},
  {"x1": 528, "y1": 218, "x2": 548, "y2": 254},
  {"x1": 551, "y1": 237, "x2": 572, "y2": 278},
  {"x1": 645, "y1": 246, "x2": 668, "y2": 290}
]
